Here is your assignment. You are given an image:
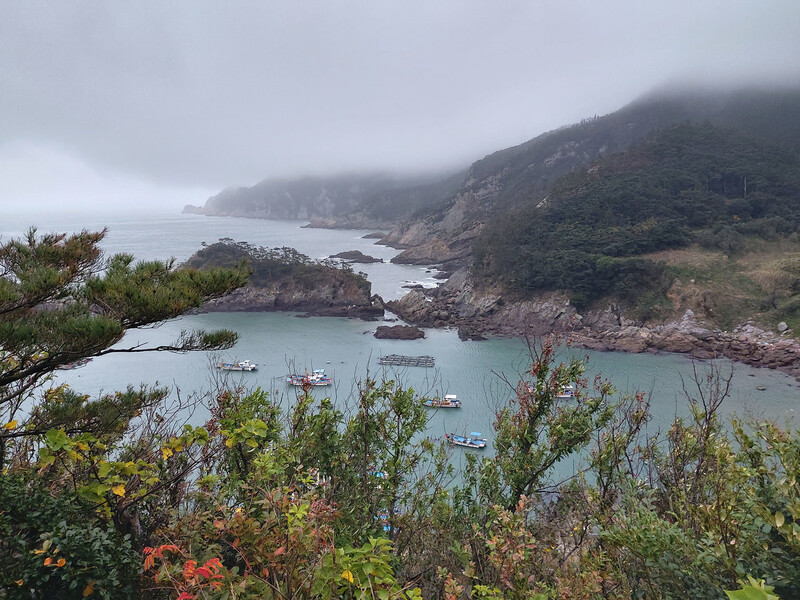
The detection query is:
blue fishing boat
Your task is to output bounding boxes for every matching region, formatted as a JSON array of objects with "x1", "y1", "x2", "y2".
[{"x1": 445, "y1": 432, "x2": 487, "y2": 449}]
